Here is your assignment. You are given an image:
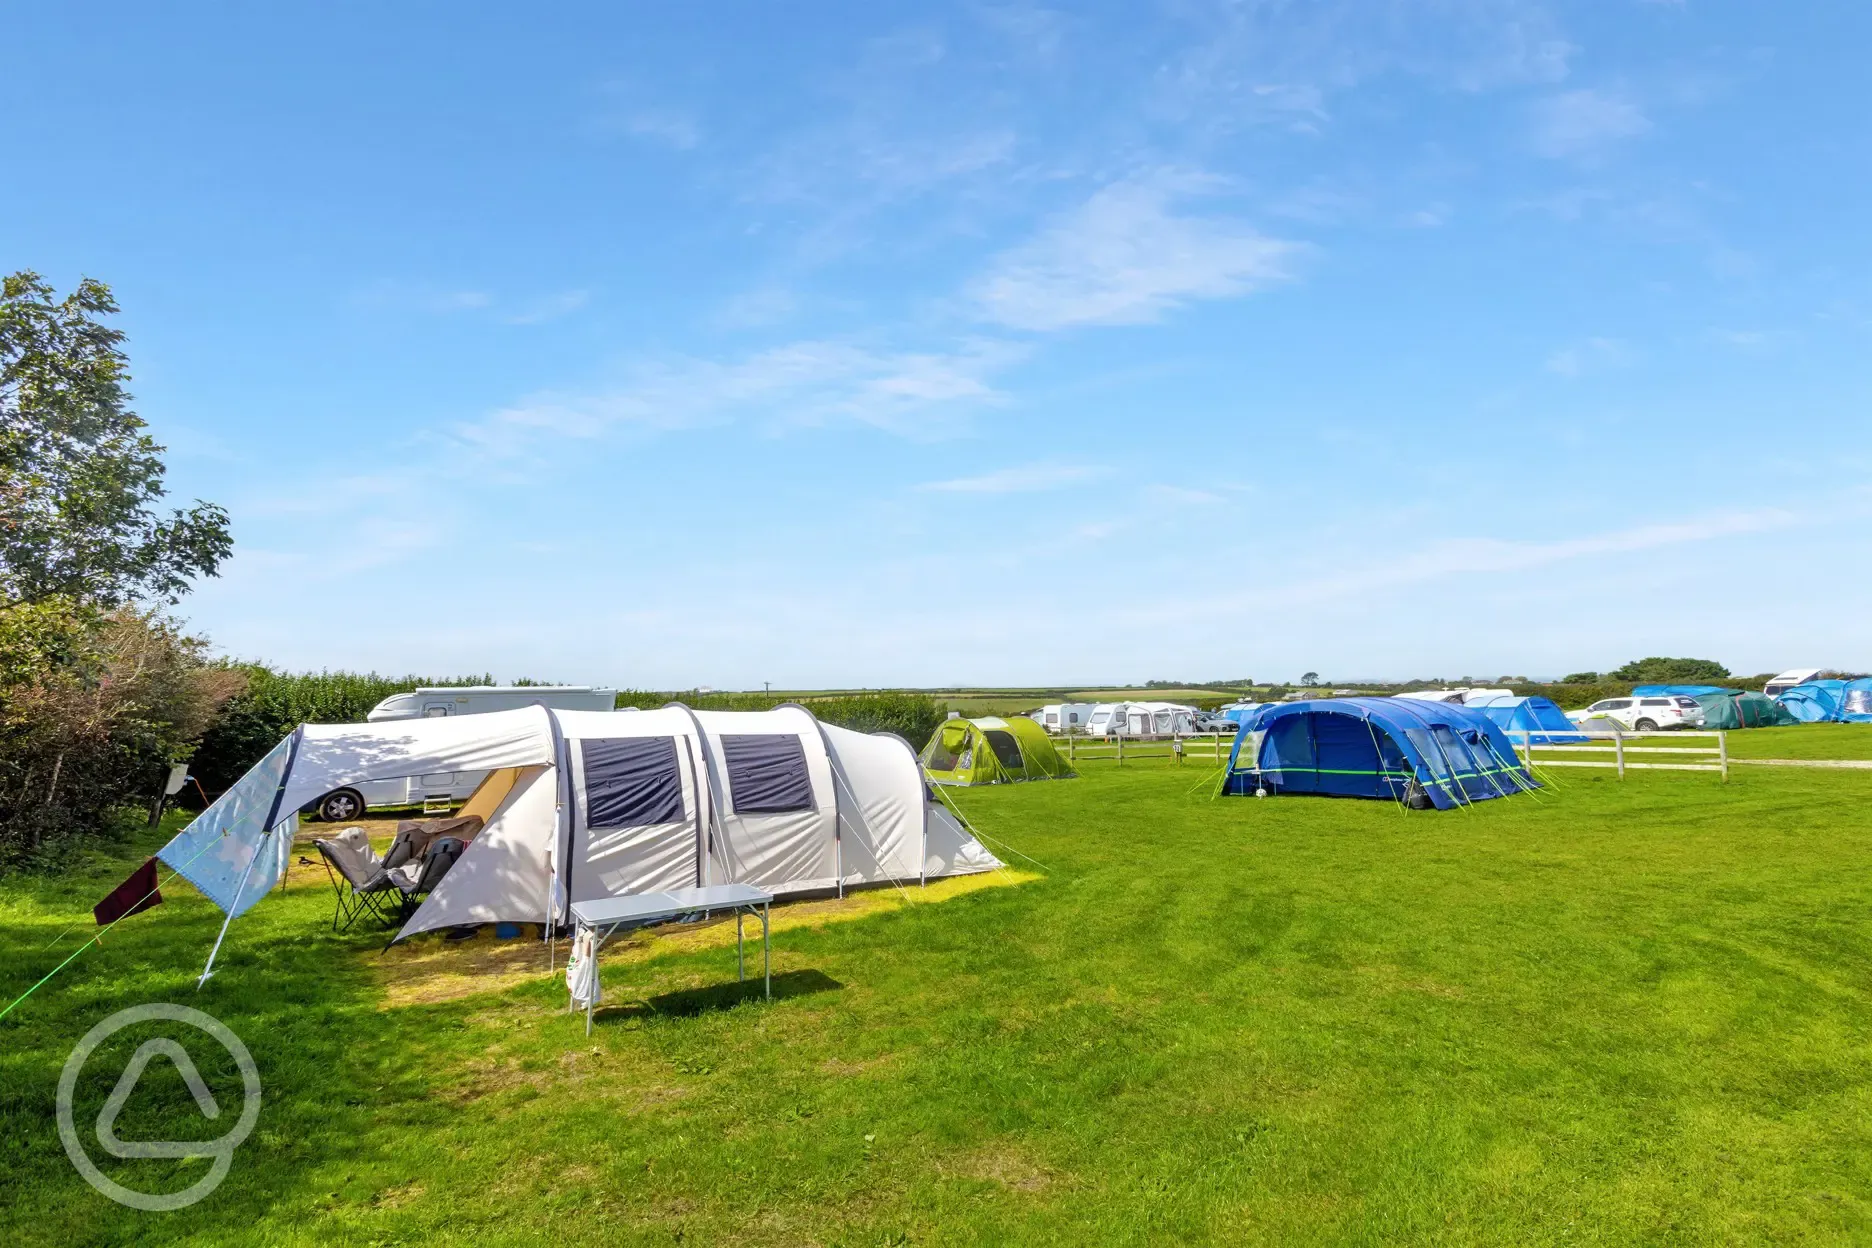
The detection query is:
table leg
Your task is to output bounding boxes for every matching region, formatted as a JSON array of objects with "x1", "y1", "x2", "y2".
[
  {"x1": 763, "y1": 902, "x2": 771, "y2": 1000},
  {"x1": 737, "y1": 909, "x2": 745, "y2": 981}
]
